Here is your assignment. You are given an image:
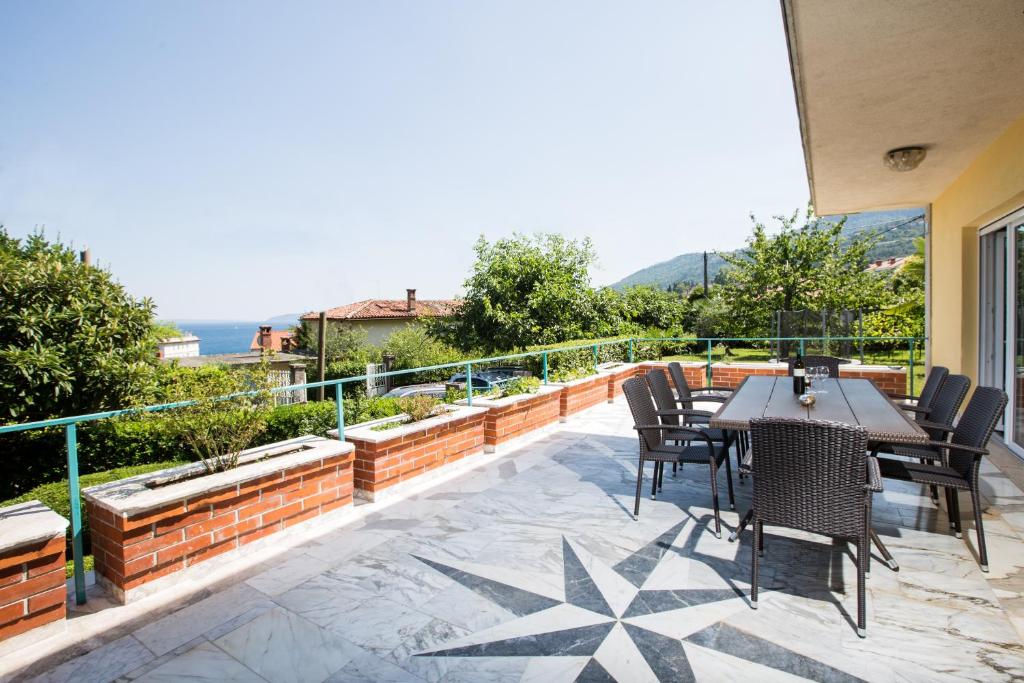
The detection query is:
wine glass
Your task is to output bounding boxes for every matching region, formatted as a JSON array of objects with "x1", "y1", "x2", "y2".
[
  {"x1": 805, "y1": 366, "x2": 818, "y2": 394},
  {"x1": 817, "y1": 365, "x2": 830, "y2": 393}
]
